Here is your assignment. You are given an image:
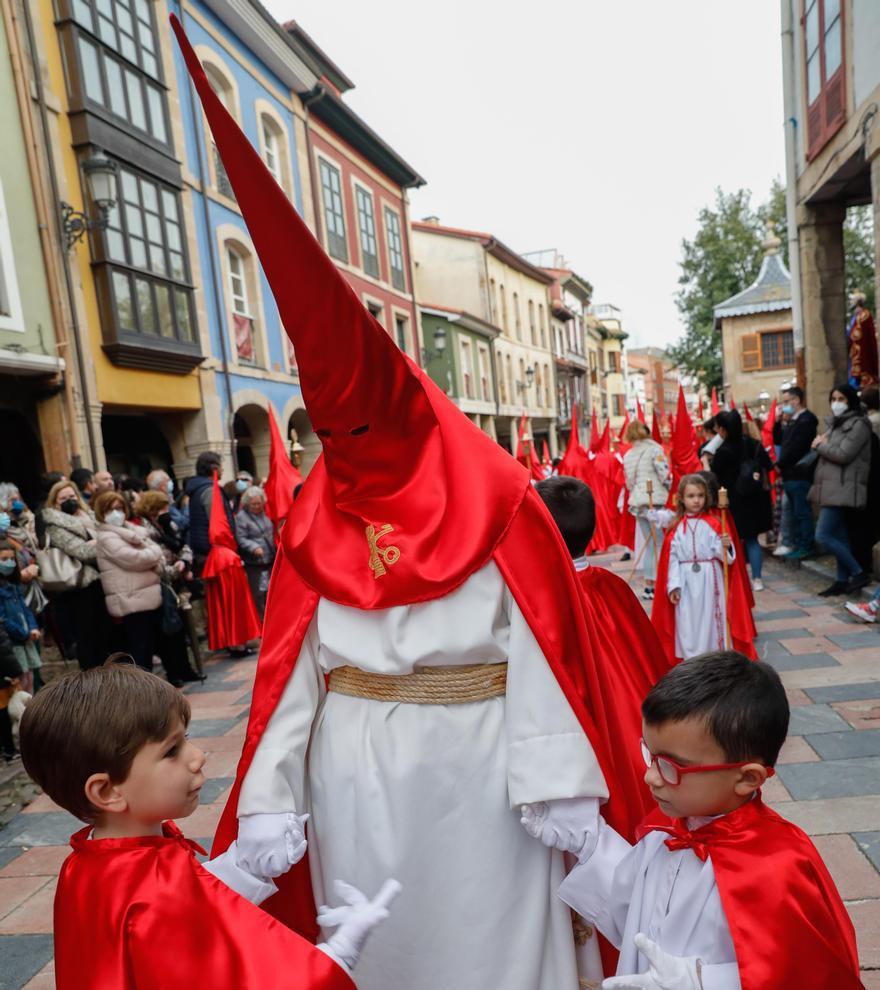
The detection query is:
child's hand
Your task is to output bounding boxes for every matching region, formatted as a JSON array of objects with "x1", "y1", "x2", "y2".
[
  {"x1": 721, "y1": 533, "x2": 731, "y2": 549},
  {"x1": 668, "y1": 589, "x2": 681, "y2": 604},
  {"x1": 29, "y1": 629, "x2": 41, "y2": 641},
  {"x1": 318, "y1": 879, "x2": 401, "y2": 971},
  {"x1": 602, "y1": 933, "x2": 701, "y2": 990}
]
